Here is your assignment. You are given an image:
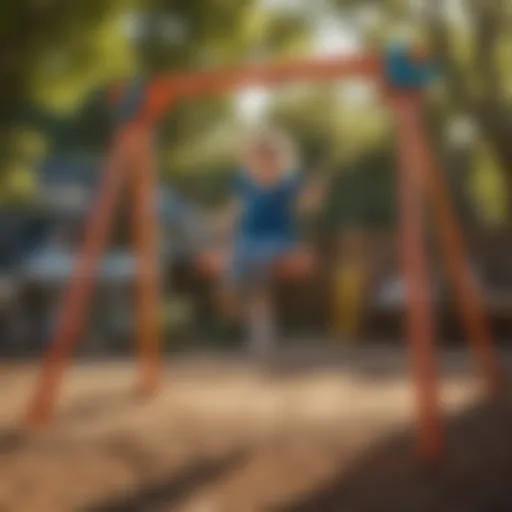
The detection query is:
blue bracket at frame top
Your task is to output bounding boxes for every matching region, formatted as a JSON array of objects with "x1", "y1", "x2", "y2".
[{"x1": 385, "y1": 44, "x2": 439, "y2": 91}]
